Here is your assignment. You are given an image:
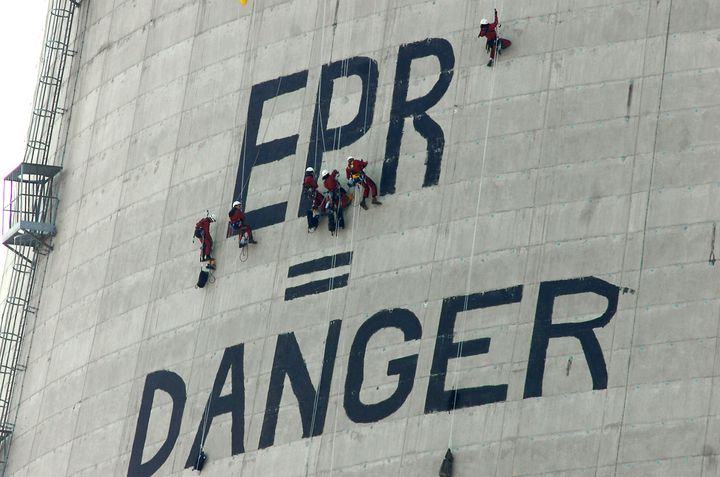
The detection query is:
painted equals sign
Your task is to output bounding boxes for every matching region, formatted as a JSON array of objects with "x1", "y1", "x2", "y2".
[{"x1": 284, "y1": 251, "x2": 353, "y2": 301}]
